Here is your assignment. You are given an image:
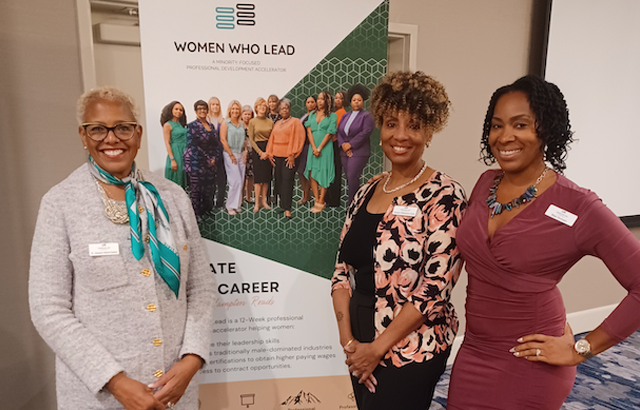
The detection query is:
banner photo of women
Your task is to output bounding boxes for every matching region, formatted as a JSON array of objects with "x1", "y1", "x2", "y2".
[{"x1": 139, "y1": 1, "x2": 388, "y2": 408}]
